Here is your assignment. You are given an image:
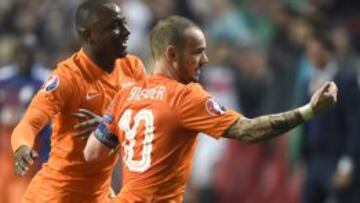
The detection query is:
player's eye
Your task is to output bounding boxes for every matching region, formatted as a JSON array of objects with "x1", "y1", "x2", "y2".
[
  {"x1": 194, "y1": 49, "x2": 205, "y2": 55},
  {"x1": 112, "y1": 18, "x2": 128, "y2": 31},
  {"x1": 121, "y1": 17, "x2": 128, "y2": 25},
  {"x1": 112, "y1": 21, "x2": 121, "y2": 29}
]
